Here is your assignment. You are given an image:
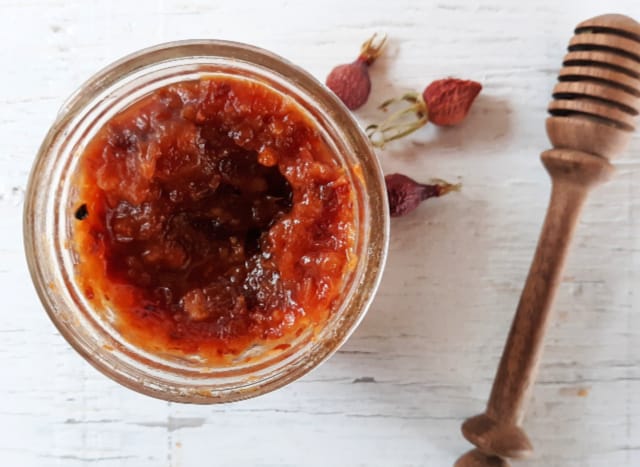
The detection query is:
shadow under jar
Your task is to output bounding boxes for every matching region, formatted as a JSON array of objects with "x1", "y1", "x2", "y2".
[{"x1": 24, "y1": 40, "x2": 389, "y2": 403}]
